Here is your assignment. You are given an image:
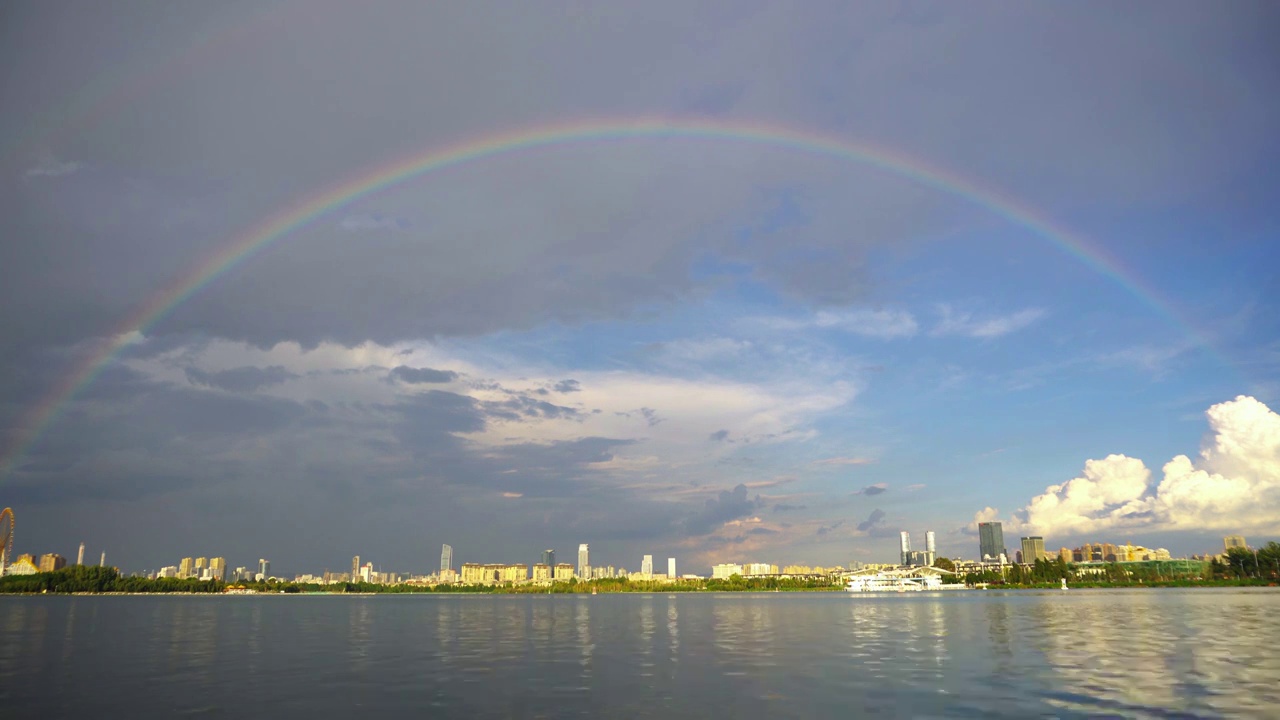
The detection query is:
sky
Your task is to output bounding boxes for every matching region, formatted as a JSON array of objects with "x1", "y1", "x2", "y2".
[{"x1": 2, "y1": 1, "x2": 1278, "y2": 576}]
